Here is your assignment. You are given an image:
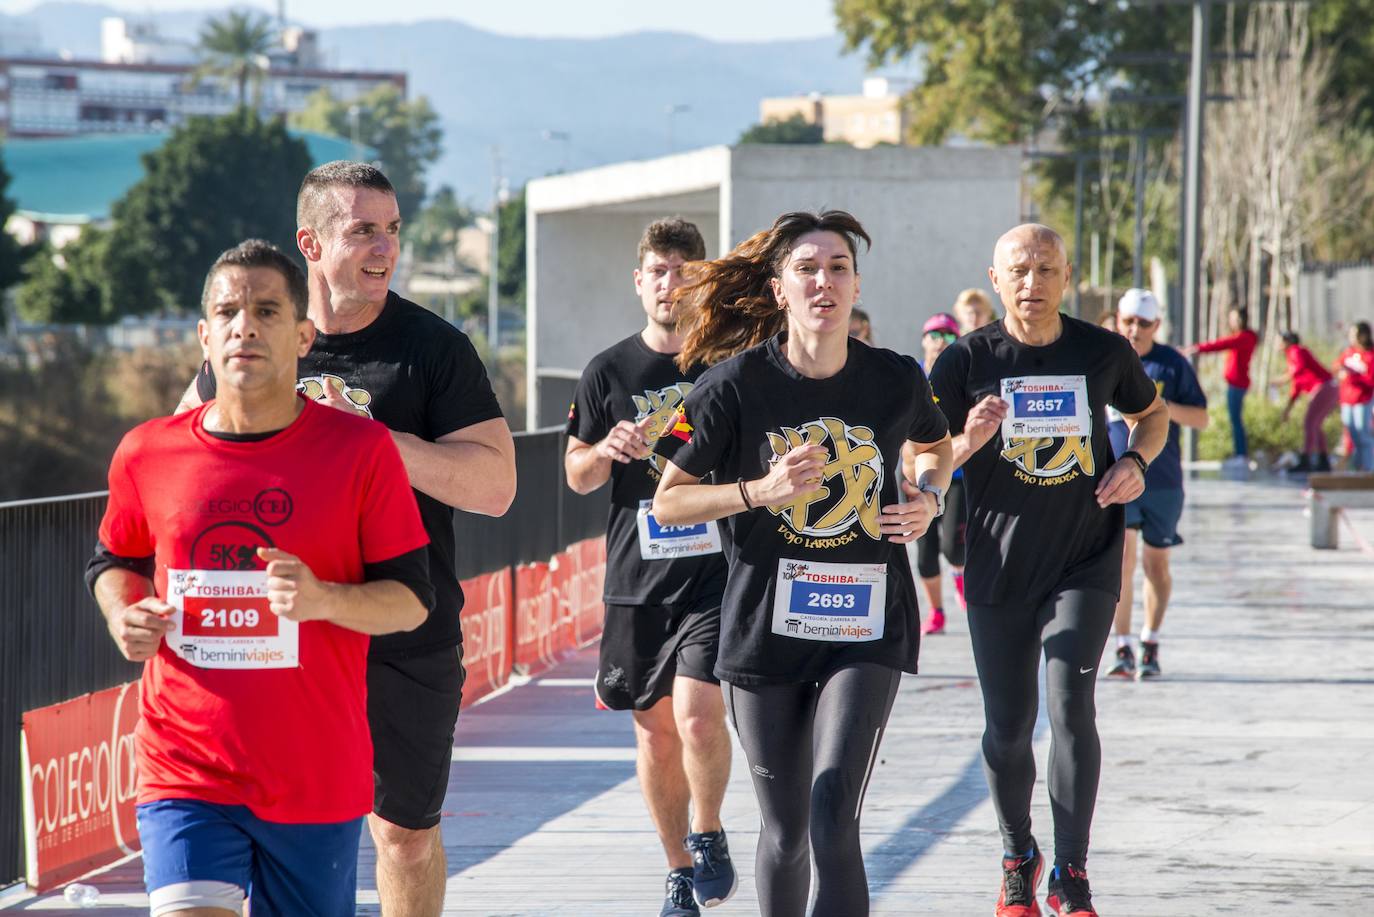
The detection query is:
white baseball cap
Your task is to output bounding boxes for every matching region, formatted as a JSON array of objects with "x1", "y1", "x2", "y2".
[{"x1": 1118, "y1": 288, "x2": 1160, "y2": 322}]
